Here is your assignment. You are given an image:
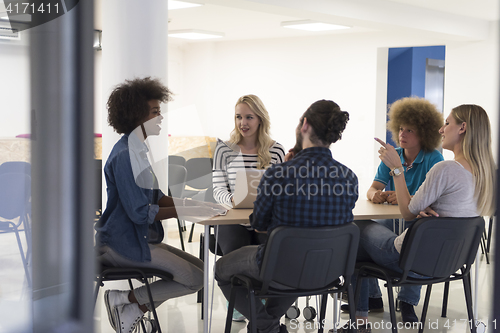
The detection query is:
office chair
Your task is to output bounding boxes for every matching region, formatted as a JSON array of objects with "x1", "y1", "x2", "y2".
[
  {"x1": 168, "y1": 155, "x2": 186, "y2": 167},
  {"x1": 225, "y1": 224, "x2": 360, "y2": 333},
  {"x1": 354, "y1": 216, "x2": 484, "y2": 333},
  {"x1": 183, "y1": 157, "x2": 214, "y2": 242},
  {"x1": 94, "y1": 264, "x2": 174, "y2": 333},
  {"x1": 168, "y1": 164, "x2": 188, "y2": 251},
  {"x1": 95, "y1": 159, "x2": 103, "y2": 220},
  {"x1": 0, "y1": 161, "x2": 31, "y2": 175}
]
